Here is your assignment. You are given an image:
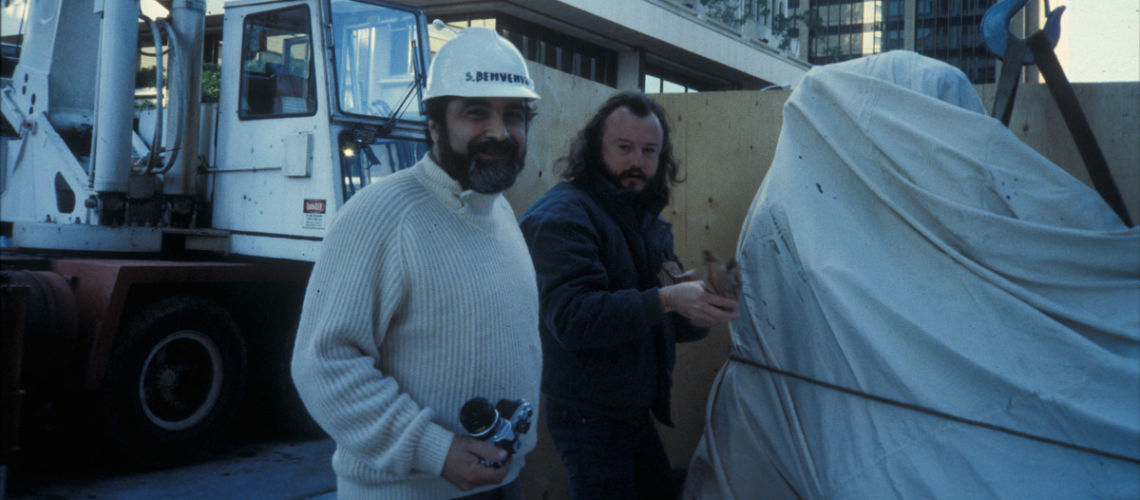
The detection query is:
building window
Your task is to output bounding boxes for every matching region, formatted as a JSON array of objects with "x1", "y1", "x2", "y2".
[
  {"x1": 644, "y1": 61, "x2": 710, "y2": 94},
  {"x1": 644, "y1": 73, "x2": 701, "y2": 94},
  {"x1": 884, "y1": 28, "x2": 904, "y2": 50},
  {"x1": 808, "y1": 0, "x2": 882, "y2": 65}
]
